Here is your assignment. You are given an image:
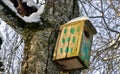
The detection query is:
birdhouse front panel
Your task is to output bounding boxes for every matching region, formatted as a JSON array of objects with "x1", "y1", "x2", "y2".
[{"x1": 53, "y1": 21, "x2": 84, "y2": 60}]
